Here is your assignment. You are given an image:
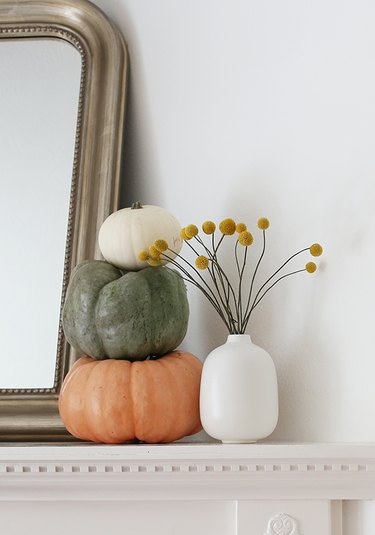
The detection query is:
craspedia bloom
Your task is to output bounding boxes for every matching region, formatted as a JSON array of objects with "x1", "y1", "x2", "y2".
[
  {"x1": 257, "y1": 217, "x2": 270, "y2": 230},
  {"x1": 185, "y1": 224, "x2": 199, "y2": 239},
  {"x1": 306, "y1": 262, "x2": 317, "y2": 273},
  {"x1": 180, "y1": 228, "x2": 189, "y2": 240},
  {"x1": 154, "y1": 239, "x2": 168, "y2": 252},
  {"x1": 219, "y1": 218, "x2": 236, "y2": 235},
  {"x1": 195, "y1": 255, "x2": 209, "y2": 270},
  {"x1": 236, "y1": 223, "x2": 247, "y2": 233},
  {"x1": 148, "y1": 245, "x2": 161, "y2": 259},
  {"x1": 310, "y1": 243, "x2": 323, "y2": 257},
  {"x1": 138, "y1": 250, "x2": 148, "y2": 262},
  {"x1": 238, "y1": 230, "x2": 253, "y2": 246},
  {"x1": 147, "y1": 257, "x2": 162, "y2": 267},
  {"x1": 202, "y1": 220, "x2": 216, "y2": 235}
]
